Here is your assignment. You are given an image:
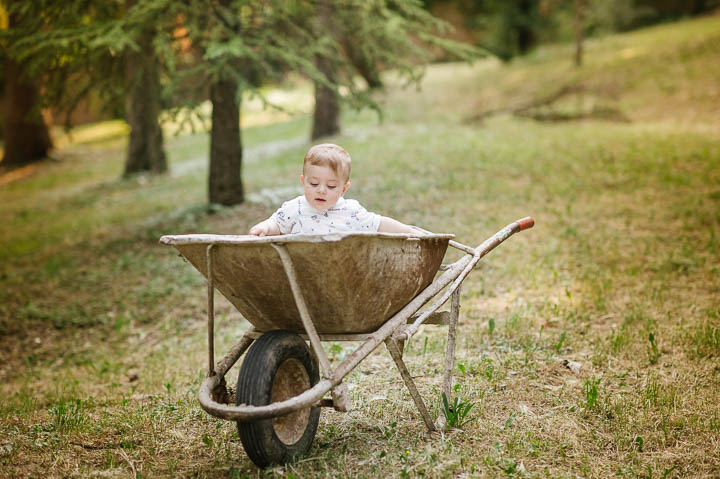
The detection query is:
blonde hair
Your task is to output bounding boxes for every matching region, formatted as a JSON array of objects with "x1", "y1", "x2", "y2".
[{"x1": 303, "y1": 144, "x2": 351, "y2": 182}]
